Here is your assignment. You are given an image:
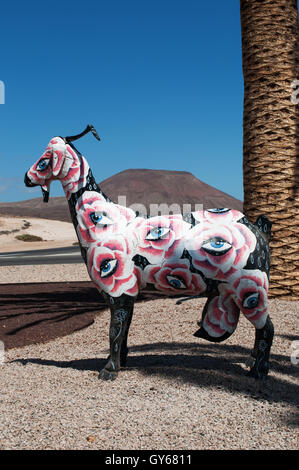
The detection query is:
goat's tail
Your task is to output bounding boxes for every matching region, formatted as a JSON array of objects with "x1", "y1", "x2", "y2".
[{"x1": 254, "y1": 214, "x2": 272, "y2": 242}]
